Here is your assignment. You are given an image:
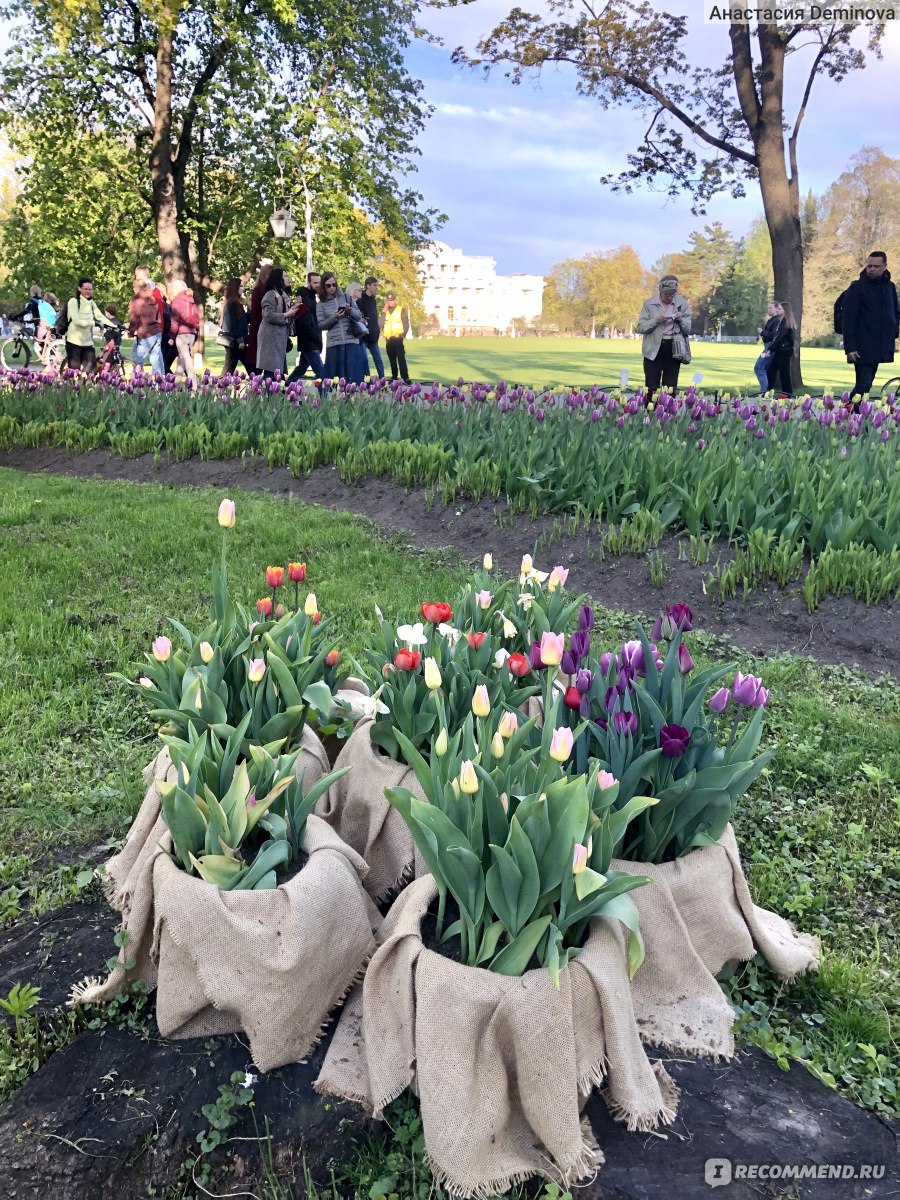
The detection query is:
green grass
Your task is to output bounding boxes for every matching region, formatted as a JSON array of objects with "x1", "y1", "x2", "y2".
[
  {"x1": 199, "y1": 335, "x2": 892, "y2": 394},
  {"x1": 0, "y1": 468, "x2": 897, "y2": 1194}
]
